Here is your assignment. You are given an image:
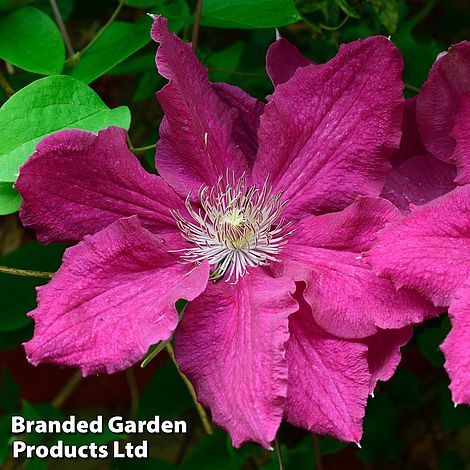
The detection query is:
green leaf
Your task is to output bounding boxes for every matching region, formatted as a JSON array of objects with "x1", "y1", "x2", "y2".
[
  {"x1": 0, "y1": 182, "x2": 21, "y2": 215},
  {"x1": 127, "y1": 0, "x2": 191, "y2": 33},
  {"x1": 0, "y1": 0, "x2": 29, "y2": 13},
  {"x1": 0, "y1": 242, "x2": 64, "y2": 333},
  {"x1": 0, "y1": 415, "x2": 12, "y2": 467},
  {"x1": 371, "y1": 0, "x2": 399, "y2": 33},
  {"x1": 207, "y1": 41, "x2": 245, "y2": 82},
  {"x1": 137, "y1": 361, "x2": 193, "y2": 421},
  {"x1": 0, "y1": 6, "x2": 65, "y2": 75},
  {"x1": 0, "y1": 368, "x2": 20, "y2": 412},
  {"x1": 439, "y1": 389, "x2": 470, "y2": 431},
  {"x1": 70, "y1": 20, "x2": 152, "y2": 84},
  {"x1": 180, "y1": 429, "x2": 234, "y2": 470},
  {"x1": 388, "y1": 368, "x2": 421, "y2": 410},
  {"x1": 393, "y1": 21, "x2": 444, "y2": 89},
  {"x1": 416, "y1": 316, "x2": 450, "y2": 367},
  {"x1": 0, "y1": 75, "x2": 131, "y2": 201},
  {"x1": 438, "y1": 450, "x2": 465, "y2": 470},
  {"x1": 201, "y1": 0, "x2": 300, "y2": 29},
  {"x1": 36, "y1": 0, "x2": 75, "y2": 22}
]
